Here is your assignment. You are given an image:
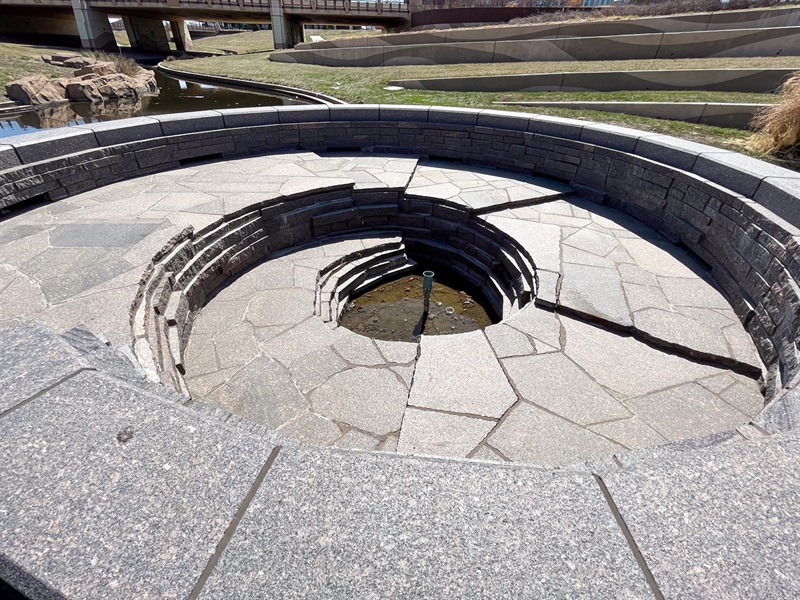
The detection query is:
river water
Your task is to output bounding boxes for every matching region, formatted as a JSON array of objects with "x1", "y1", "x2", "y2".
[{"x1": 0, "y1": 69, "x2": 306, "y2": 139}]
